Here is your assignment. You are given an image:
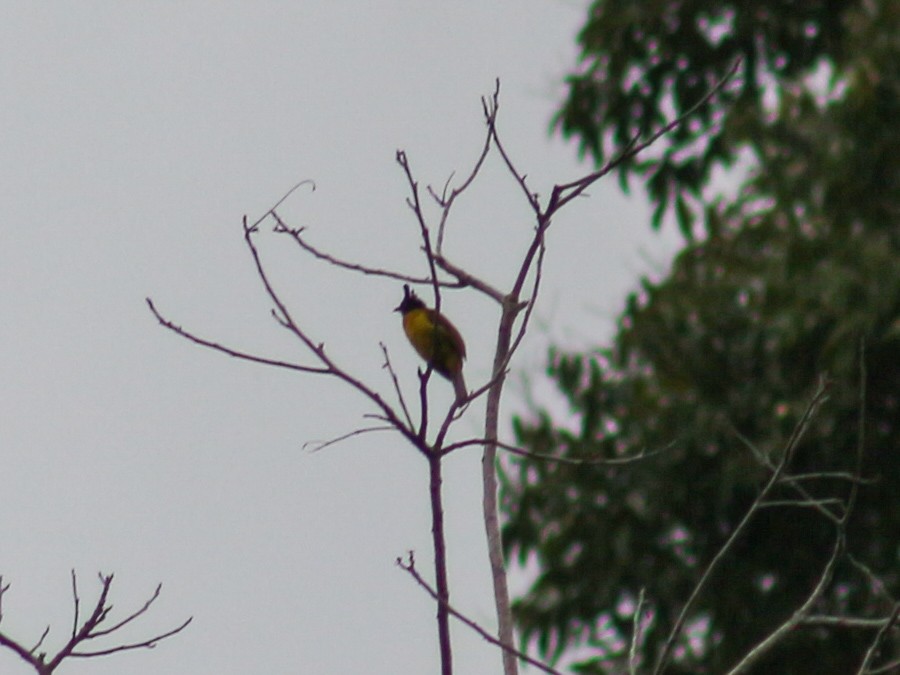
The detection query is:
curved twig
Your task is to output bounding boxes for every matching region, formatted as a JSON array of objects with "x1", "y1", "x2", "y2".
[{"x1": 397, "y1": 552, "x2": 564, "y2": 675}]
